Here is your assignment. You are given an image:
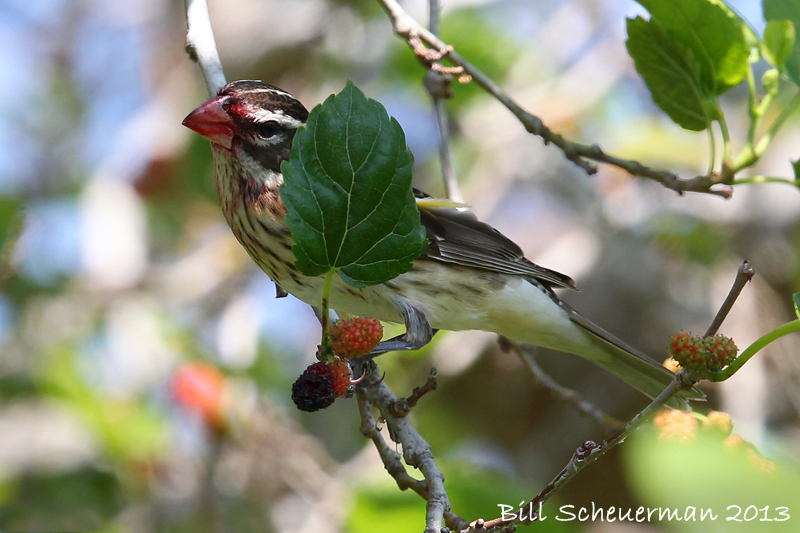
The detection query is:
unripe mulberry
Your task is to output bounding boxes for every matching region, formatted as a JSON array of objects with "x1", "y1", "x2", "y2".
[{"x1": 328, "y1": 317, "x2": 383, "y2": 359}]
